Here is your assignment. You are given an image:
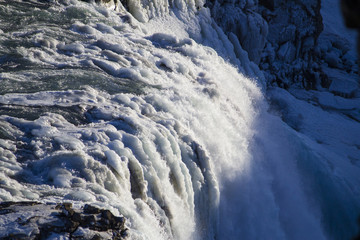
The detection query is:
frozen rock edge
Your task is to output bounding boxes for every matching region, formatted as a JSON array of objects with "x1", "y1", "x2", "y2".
[{"x1": 0, "y1": 201, "x2": 128, "y2": 239}]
